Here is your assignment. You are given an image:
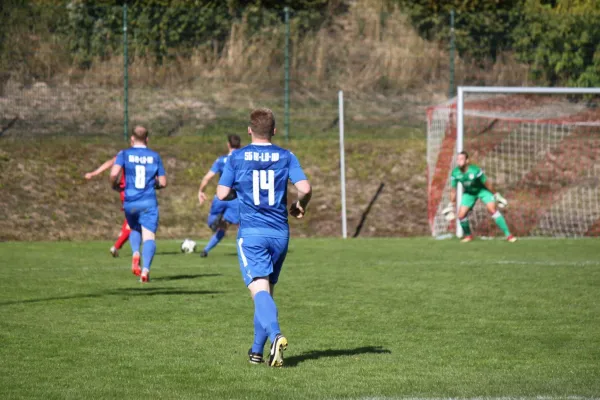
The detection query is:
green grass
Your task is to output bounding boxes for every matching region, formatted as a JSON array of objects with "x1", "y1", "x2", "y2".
[{"x1": 1, "y1": 238, "x2": 599, "y2": 399}]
